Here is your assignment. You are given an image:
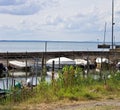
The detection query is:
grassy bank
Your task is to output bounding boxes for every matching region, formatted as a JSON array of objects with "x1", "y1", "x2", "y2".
[{"x1": 0, "y1": 66, "x2": 120, "y2": 109}]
